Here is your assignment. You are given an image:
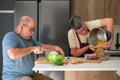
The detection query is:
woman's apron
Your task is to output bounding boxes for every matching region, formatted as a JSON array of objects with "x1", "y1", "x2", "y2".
[{"x1": 76, "y1": 32, "x2": 93, "y2": 57}]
